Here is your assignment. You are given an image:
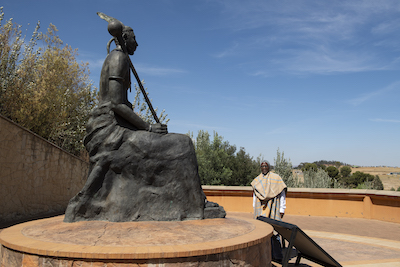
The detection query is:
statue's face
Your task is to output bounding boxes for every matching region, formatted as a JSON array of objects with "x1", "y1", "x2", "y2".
[
  {"x1": 124, "y1": 28, "x2": 138, "y2": 55},
  {"x1": 261, "y1": 163, "x2": 269, "y2": 174}
]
